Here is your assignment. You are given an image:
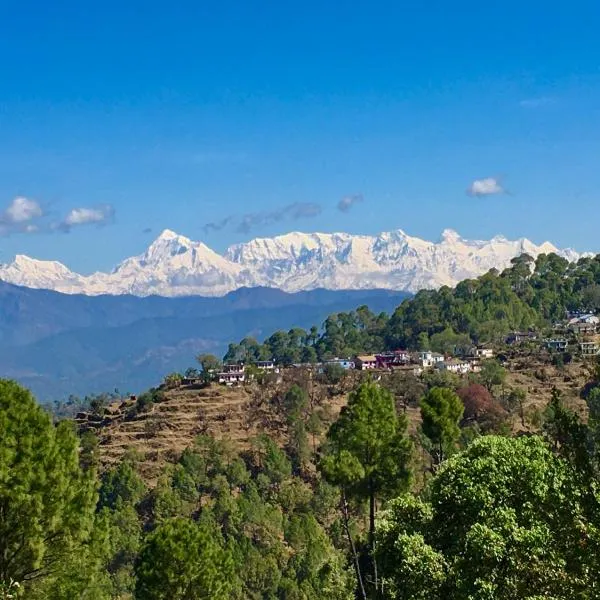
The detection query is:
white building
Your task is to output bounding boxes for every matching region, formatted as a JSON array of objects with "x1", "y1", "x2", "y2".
[
  {"x1": 418, "y1": 351, "x2": 445, "y2": 368},
  {"x1": 218, "y1": 363, "x2": 245, "y2": 385},
  {"x1": 472, "y1": 346, "x2": 494, "y2": 359},
  {"x1": 436, "y1": 359, "x2": 472, "y2": 375},
  {"x1": 256, "y1": 360, "x2": 275, "y2": 370}
]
